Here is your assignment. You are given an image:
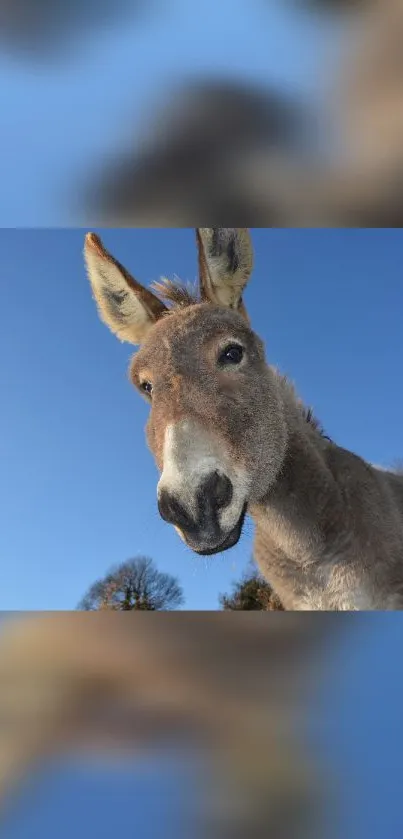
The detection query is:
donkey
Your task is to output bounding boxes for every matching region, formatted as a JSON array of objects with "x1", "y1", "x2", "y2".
[{"x1": 84, "y1": 228, "x2": 403, "y2": 610}]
